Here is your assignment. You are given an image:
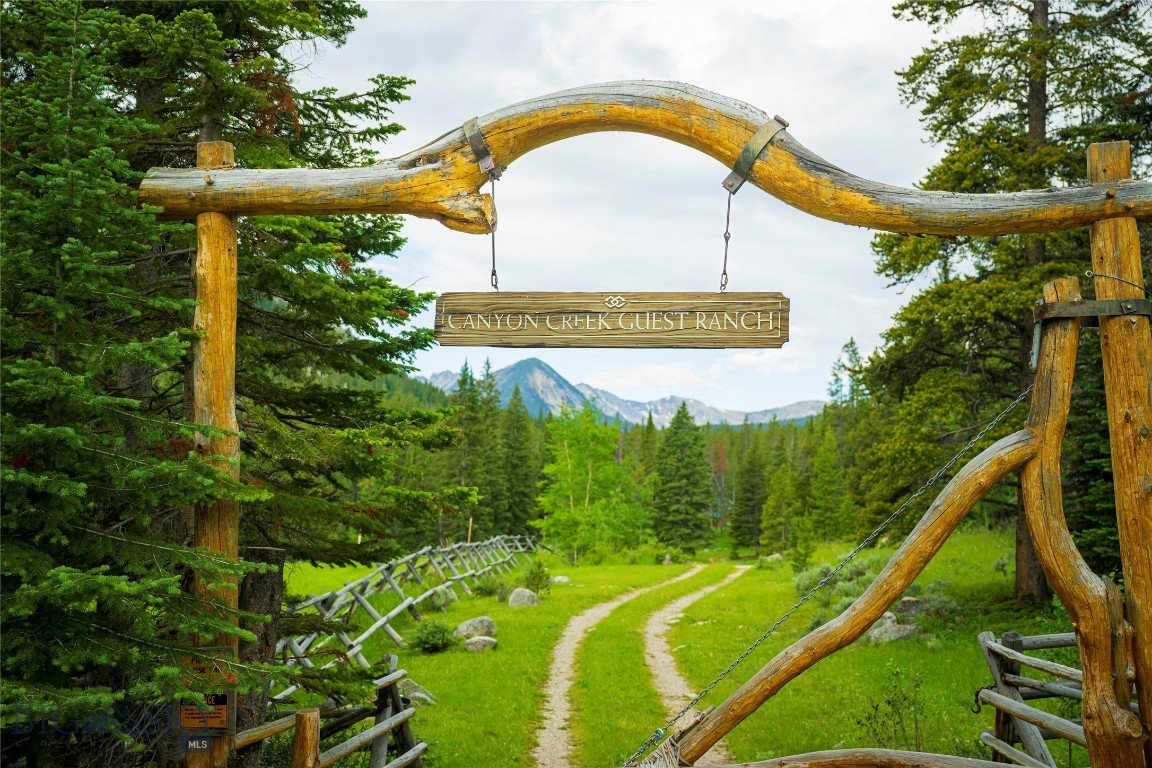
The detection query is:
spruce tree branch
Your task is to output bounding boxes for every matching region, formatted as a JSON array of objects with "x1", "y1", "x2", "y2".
[
  {"x1": 69, "y1": 525, "x2": 237, "y2": 567},
  {"x1": 82, "y1": 622, "x2": 270, "y2": 676}
]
